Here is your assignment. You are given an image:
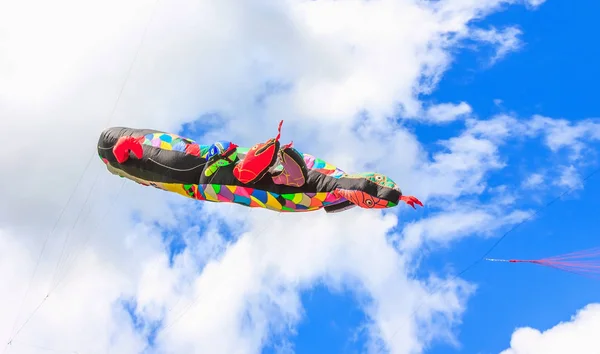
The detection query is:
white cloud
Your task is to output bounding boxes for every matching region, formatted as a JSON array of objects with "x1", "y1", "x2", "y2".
[
  {"x1": 423, "y1": 102, "x2": 473, "y2": 123},
  {"x1": 399, "y1": 207, "x2": 531, "y2": 252},
  {"x1": 456, "y1": 114, "x2": 600, "y2": 157},
  {"x1": 0, "y1": 0, "x2": 593, "y2": 354},
  {"x1": 156, "y1": 211, "x2": 477, "y2": 353},
  {"x1": 466, "y1": 114, "x2": 521, "y2": 141},
  {"x1": 413, "y1": 117, "x2": 510, "y2": 201},
  {"x1": 471, "y1": 26, "x2": 524, "y2": 65},
  {"x1": 522, "y1": 173, "x2": 545, "y2": 189},
  {"x1": 526, "y1": 115, "x2": 600, "y2": 158},
  {"x1": 524, "y1": 0, "x2": 547, "y2": 10},
  {"x1": 501, "y1": 303, "x2": 600, "y2": 354},
  {"x1": 555, "y1": 165, "x2": 583, "y2": 190}
]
